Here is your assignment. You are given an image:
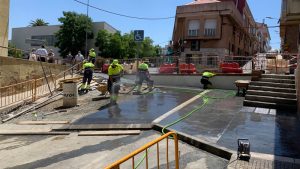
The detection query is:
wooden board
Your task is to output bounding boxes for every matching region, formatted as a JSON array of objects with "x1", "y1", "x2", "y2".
[
  {"x1": 16, "y1": 121, "x2": 70, "y2": 125},
  {"x1": 0, "y1": 129, "x2": 70, "y2": 135},
  {"x1": 78, "y1": 130, "x2": 141, "y2": 136}
]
